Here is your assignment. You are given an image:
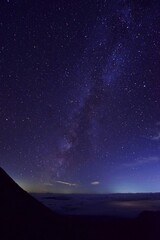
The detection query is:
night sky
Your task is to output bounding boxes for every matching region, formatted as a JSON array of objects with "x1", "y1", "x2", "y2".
[{"x1": 1, "y1": 0, "x2": 160, "y2": 193}]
